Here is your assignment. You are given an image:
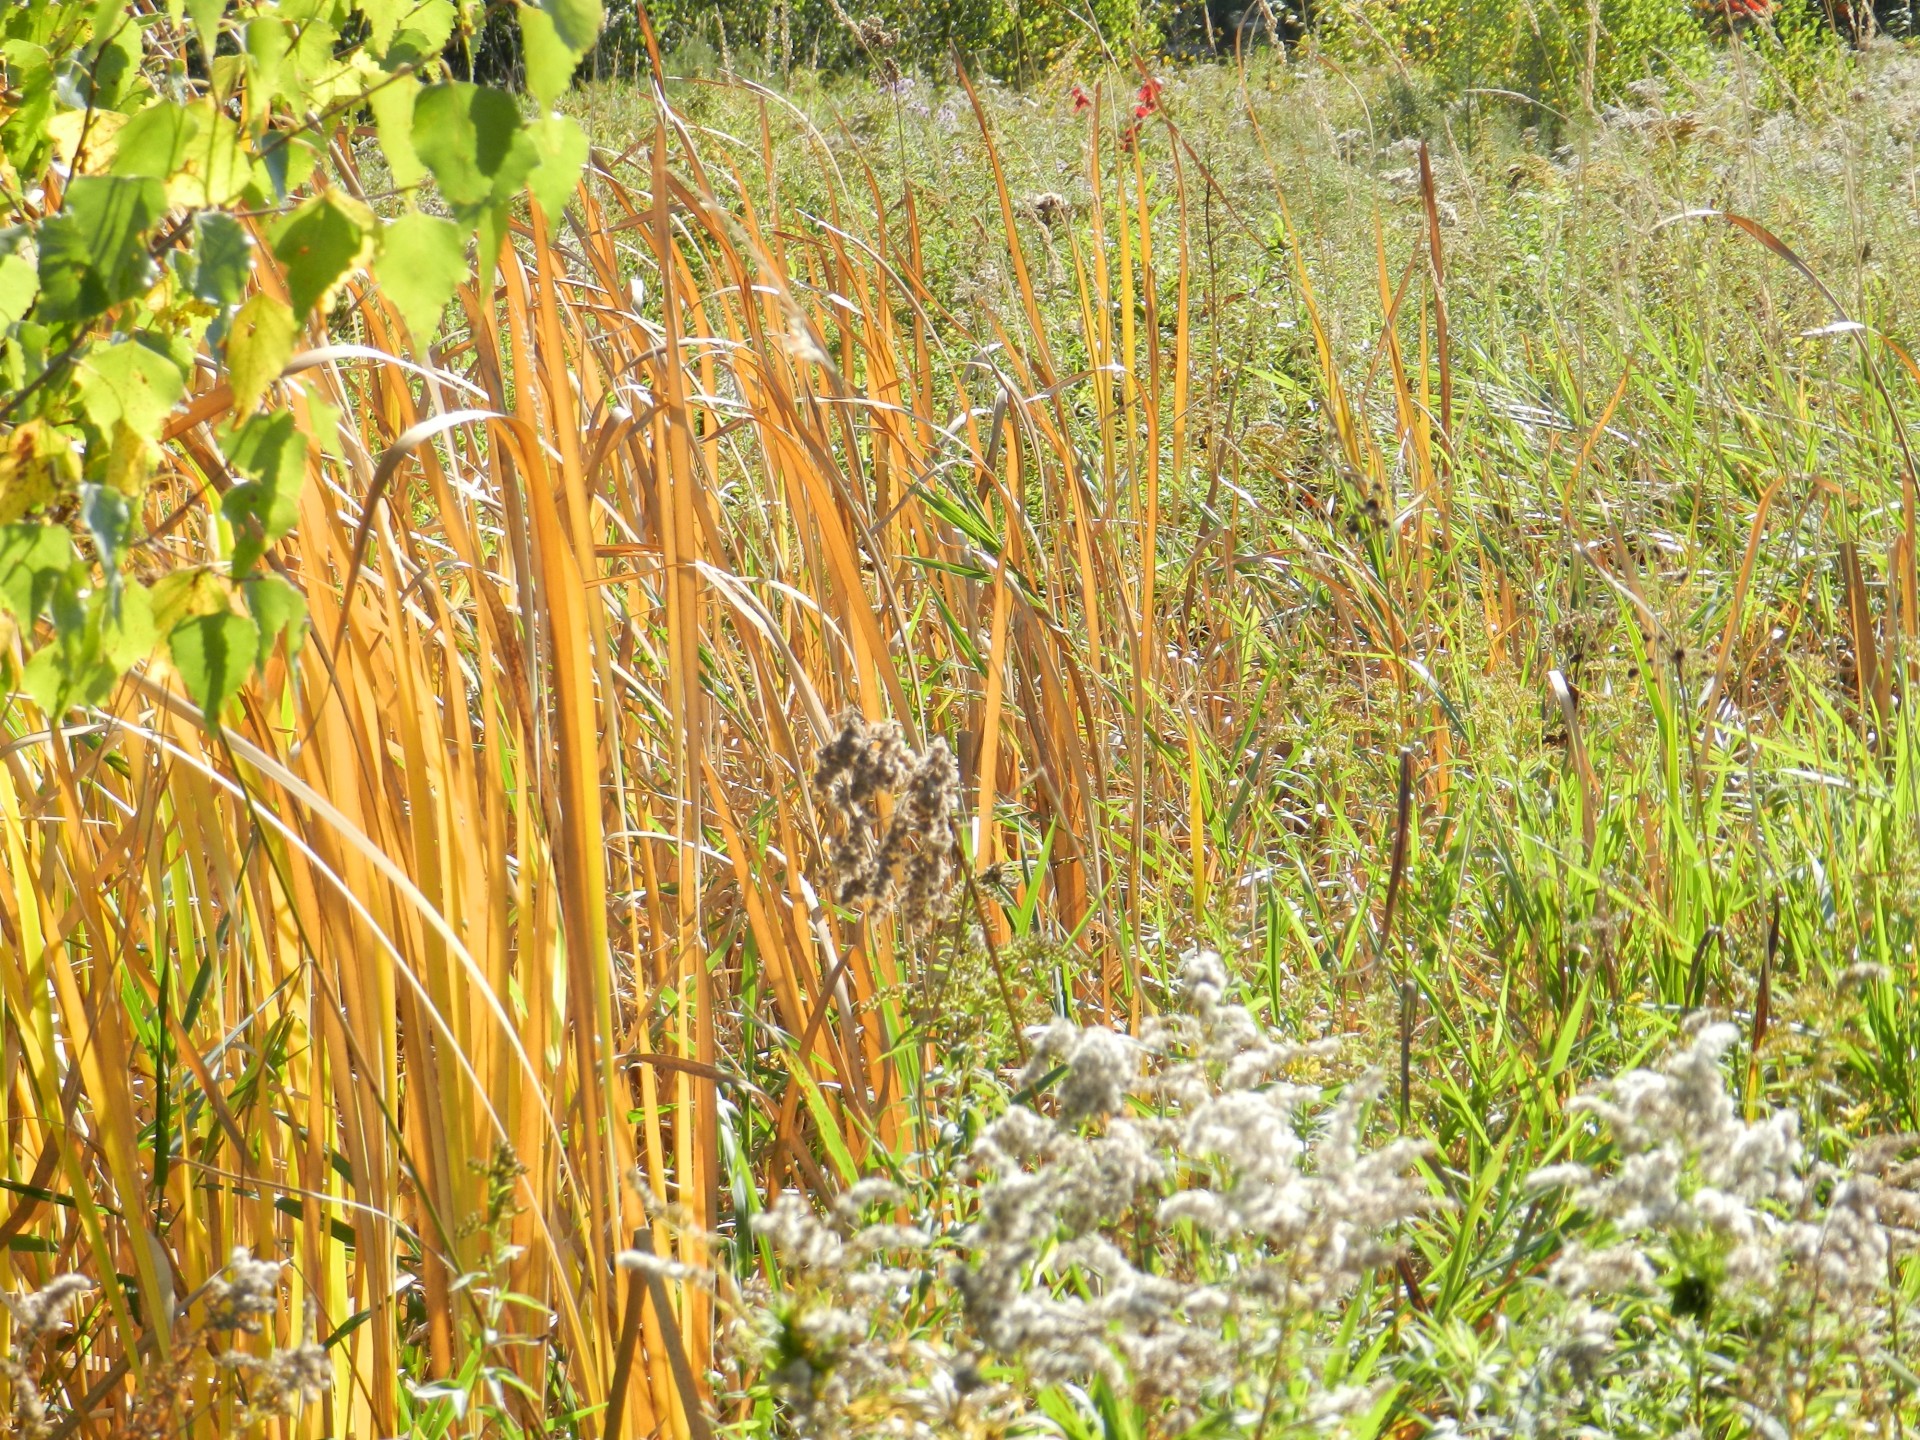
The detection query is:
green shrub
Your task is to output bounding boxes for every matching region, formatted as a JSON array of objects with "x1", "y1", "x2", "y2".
[
  {"x1": 595, "y1": 0, "x2": 1155, "y2": 84},
  {"x1": 1314, "y1": 0, "x2": 1713, "y2": 113}
]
